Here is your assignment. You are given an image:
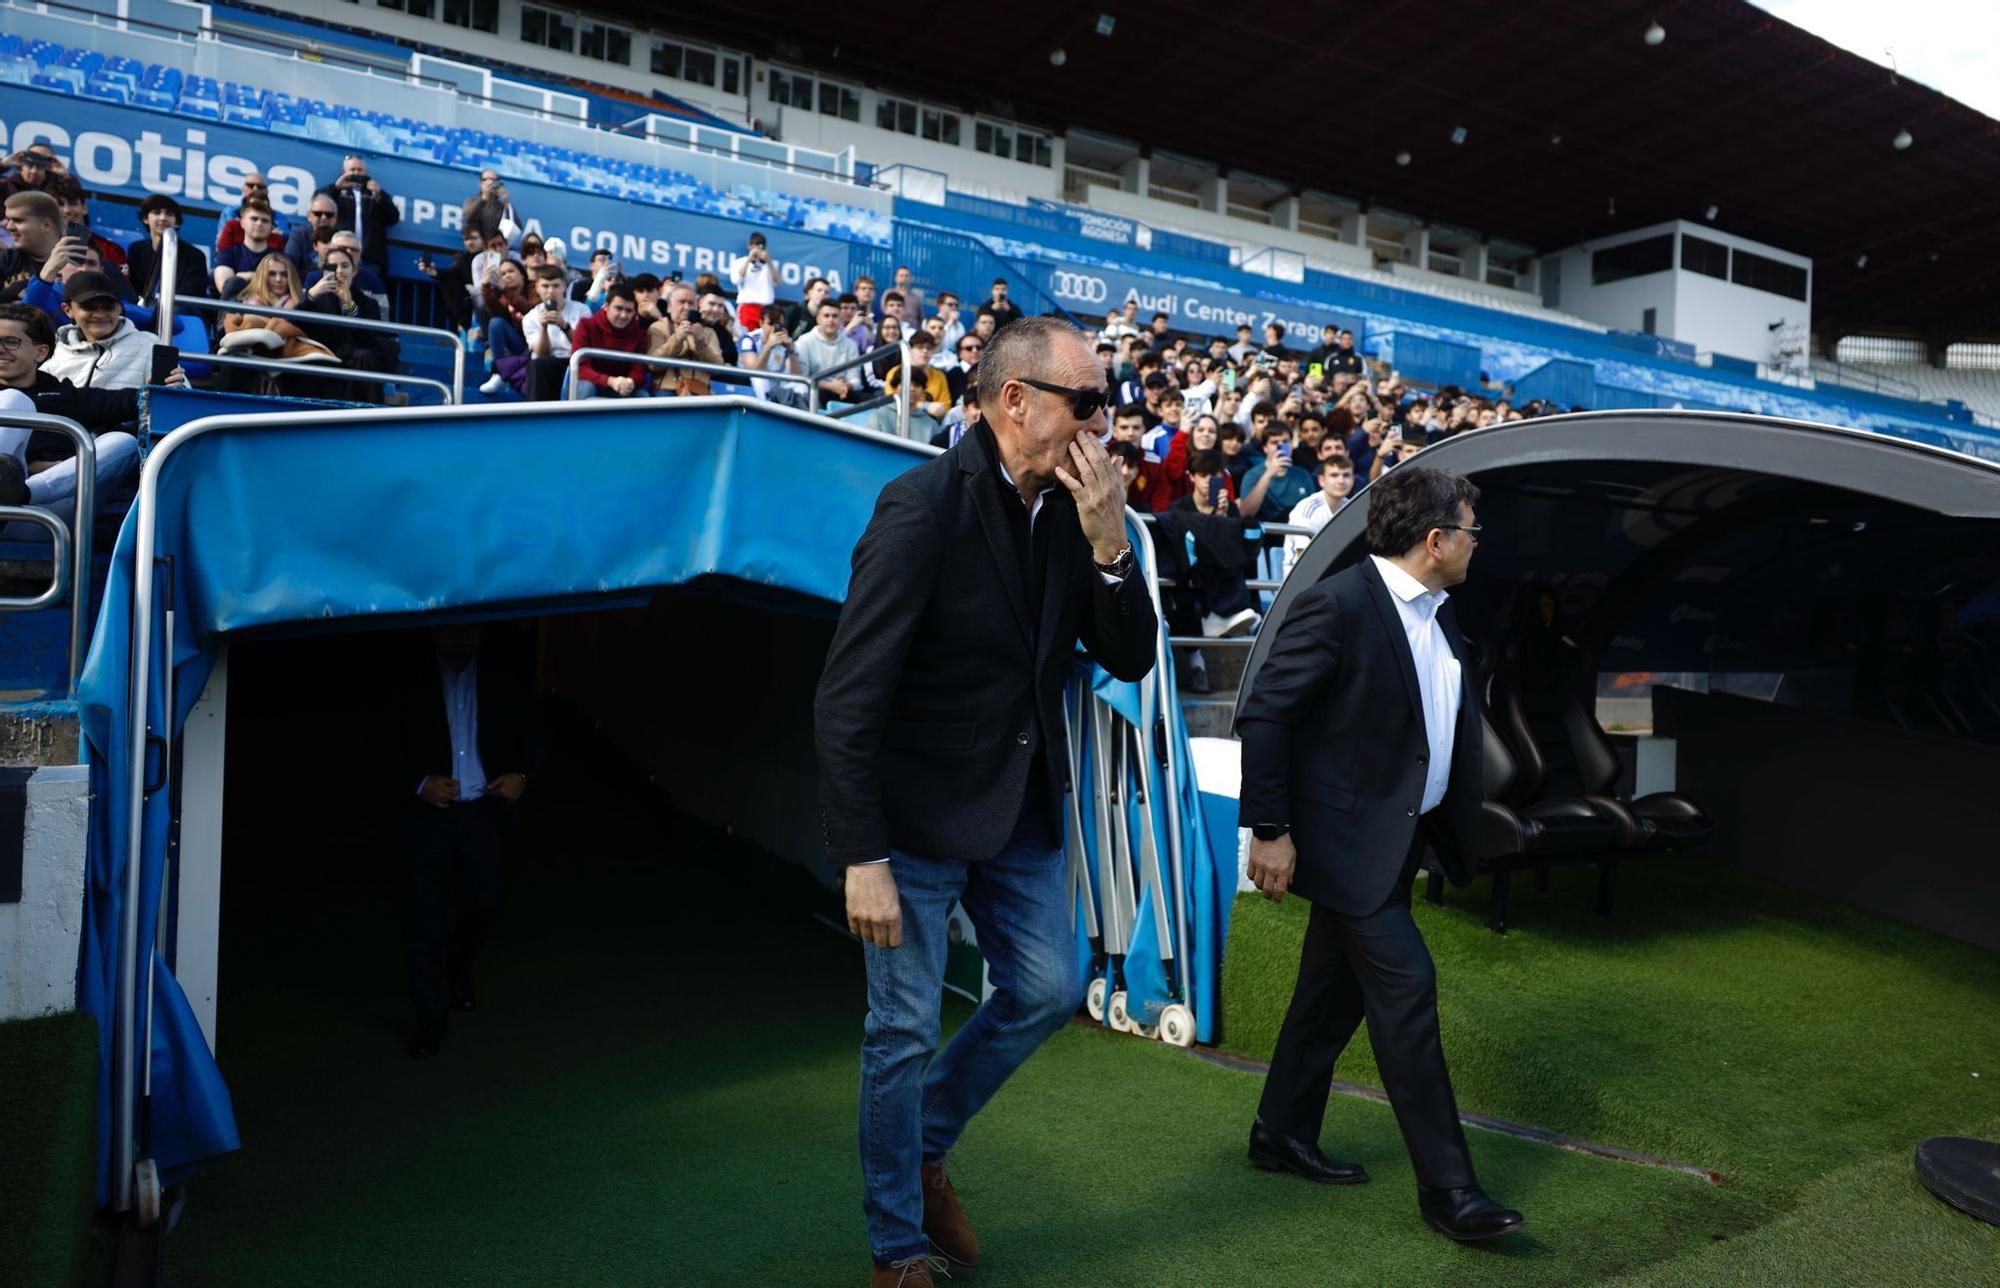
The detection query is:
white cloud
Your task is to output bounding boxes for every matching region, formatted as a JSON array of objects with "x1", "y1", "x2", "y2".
[{"x1": 1752, "y1": 0, "x2": 2000, "y2": 122}]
